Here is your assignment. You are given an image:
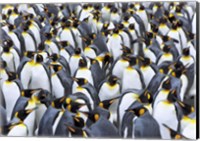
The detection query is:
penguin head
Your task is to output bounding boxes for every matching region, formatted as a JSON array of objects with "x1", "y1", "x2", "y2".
[
  {"x1": 129, "y1": 23, "x2": 135, "y2": 30},
  {"x1": 128, "y1": 56, "x2": 138, "y2": 66},
  {"x1": 171, "y1": 22, "x2": 178, "y2": 30},
  {"x1": 175, "y1": 5, "x2": 182, "y2": 13},
  {"x1": 162, "y1": 78, "x2": 171, "y2": 90},
  {"x1": 106, "y1": 3, "x2": 113, "y2": 9},
  {"x1": 121, "y1": 44, "x2": 132, "y2": 56},
  {"x1": 99, "y1": 96, "x2": 119, "y2": 109},
  {"x1": 34, "y1": 54, "x2": 43, "y2": 63},
  {"x1": 73, "y1": 19, "x2": 80, "y2": 28},
  {"x1": 74, "y1": 48, "x2": 81, "y2": 55},
  {"x1": 73, "y1": 116, "x2": 85, "y2": 128},
  {"x1": 111, "y1": 7, "x2": 118, "y2": 14},
  {"x1": 64, "y1": 96, "x2": 86, "y2": 113},
  {"x1": 94, "y1": 4, "x2": 100, "y2": 10},
  {"x1": 49, "y1": 53, "x2": 60, "y2": 62},
  {"x1": 7, "y1": 72, "x2": 18, "y2": 81},
  {"x1": 126, "y1": 101, "x2": 147, "y2": 117},
  {"x1": 113, "y1": 27, "x2": 119, "y2": 34},
  {"x1": 8, "y1": 24, "x2": 15, "y2": 31},
  {"x1": 22, "y1": 23, "x2": 29, "y2": 31},
  {"x1": 139, "y1": 90, "x2": 153, "y2": 104},
  {"x1": 163, "y1": 45, "x2": 172, "y2": 53},
  {"x1": 139, "y1": 5, "x2": 145, "y2": 11},
  {"x1": 65, "y1": 123, "x2": 85, "y2": 136},
  {"x1": 51, "y1": 96, "x2": 66, "y2": 109},
  {"x1": 38, "y1": 43, "x2": 45, "y2": 51},
  {"x1": 15, "y1": 108, "x2": 36, "y2": 121},
  {"x1": 44, "y1": 32, "x2": 52, "y2": 40},
  {"x1": 82, "y1": 4, "x2": 88, "y2": 10},
  {"x1": 24, "y1": 51, "x2": 35, "y2": 59},
  {"x1": 79, "y1": 59, "x2": 87, "y2": 68},
  {"x1": 79, "y1": 110, "x2": 100, "y2": 123},
  {"x1": 168, "y1": 14, "x2": 176, "y2": 23},
  {"x1": 73, "y1": 78, "x2": 88, "y2": 86},
  {"x1": 140, "y1": 57, "x2": 151, "y2": 66},
  {"x1": 21, "y1": 89, "x2": 41, "y2": 98},
  {"x1": 177, "y1": 101, "x2": 195, "y2": 116},
  {"x1": 51, "y1": 64, "x2": 63, "y2": 73},
  {"x1": 159, "y1": 17, "x2": 168, "y2": 24},
  {"x1": 123, "y1": 15, "x2": 130, "y2": 22},
  {"x1": 167, "y1": 89, "x2": 177, "y2": 103},
  {"x1": 59, "y1": 40, "x2": 70, "y2": 47},
  {"x1": 182, "y1": 48, "x2": 190, "y2": 56},
  {"x1": 108, "y1": 75, "x2": 119, "y2": 86},
  {"x1": 102, "y1": 53, "x2": 113, "y2": 69}
]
